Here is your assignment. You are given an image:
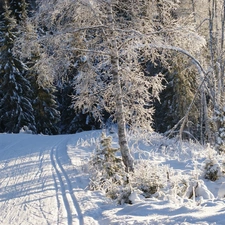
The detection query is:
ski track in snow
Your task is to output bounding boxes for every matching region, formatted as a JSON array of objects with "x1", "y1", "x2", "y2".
[
  {"x1": 50, "y1": 137, "x2": 84, "y2": 225},
  {"x1": 0, "y1": 134, "x2": 90, "y2": 225},
  {"x1": 2, "y1": 131, "x2": 225, "y2": 225}
]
